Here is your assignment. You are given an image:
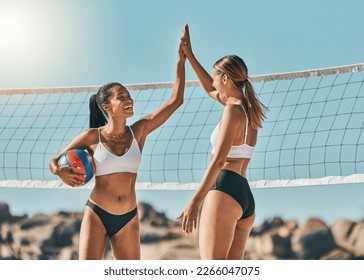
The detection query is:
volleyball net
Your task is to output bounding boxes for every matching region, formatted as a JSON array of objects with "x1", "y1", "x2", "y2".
[{"x1": 1, "y1": 63, "x2": 363, "y2": 190}]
